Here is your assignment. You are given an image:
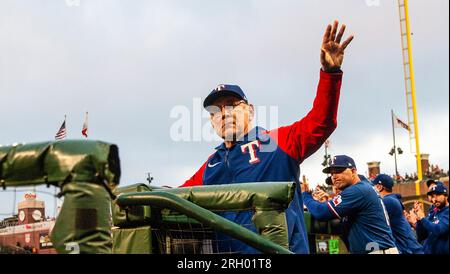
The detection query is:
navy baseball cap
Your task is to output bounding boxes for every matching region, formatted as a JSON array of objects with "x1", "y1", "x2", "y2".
[
  {"x1": 427, "y1": 183, "x2": 448, "y2": 196},
  {"x1": 426, "y1": 179, "x2": 437, "y2": 188},
  {"x1": 203, "y1": 84, "x2": 248, "y2": 109},
  {"x1": 322, "y1": 155, "x2": 357, "y2": 173},
  {"x1": 371, "y1": 174, "x2": 394, "y2": 190}
]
